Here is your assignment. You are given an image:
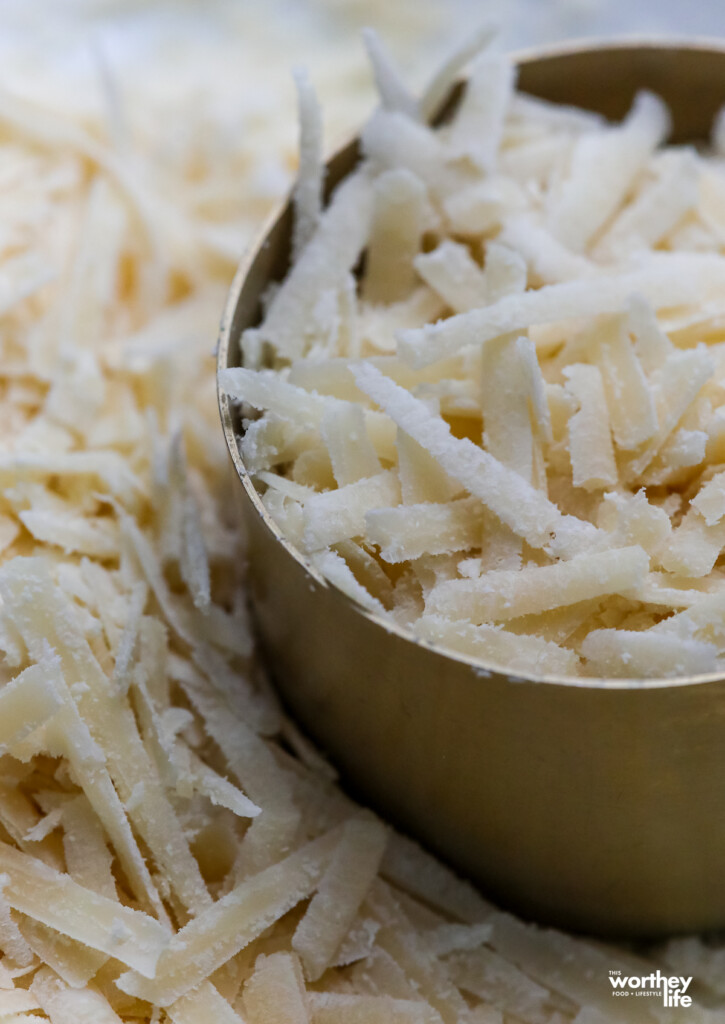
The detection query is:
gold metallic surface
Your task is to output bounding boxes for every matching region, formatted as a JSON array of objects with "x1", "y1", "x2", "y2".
[{"x1": 218, "y1": 41, "x2": 725, "y2": 937}]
